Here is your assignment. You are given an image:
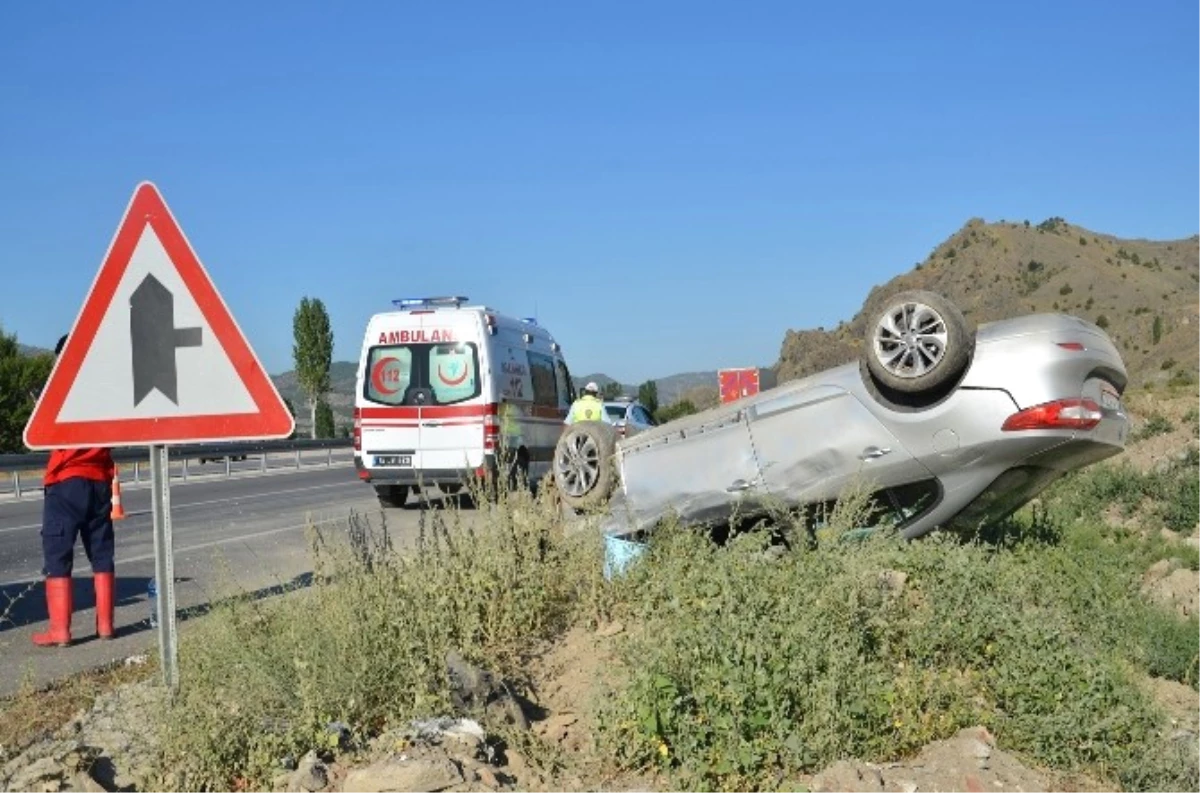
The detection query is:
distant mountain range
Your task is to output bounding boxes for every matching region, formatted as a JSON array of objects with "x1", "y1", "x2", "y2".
[
  {"x1": 17, "y1": 343, "x2": 51, "y2": 358},
  {"x1": 570, "y1": 371, "x2": 730, "y2": 405},
  {"x1": 269, "y1": 364, "x2": 734, "y2": 433}
]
